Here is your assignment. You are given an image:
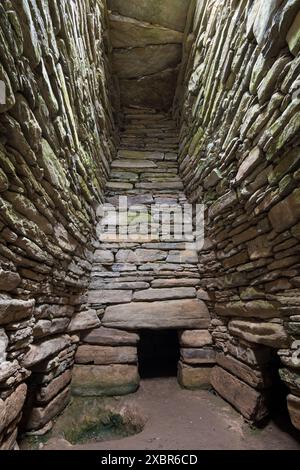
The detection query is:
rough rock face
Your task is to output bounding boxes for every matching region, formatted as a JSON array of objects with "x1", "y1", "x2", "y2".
[
  {"x1": 178, "y1": 0, "x2": 300, "y2": 428},
  {"x1": 0, "y1": 0, "x2": 116, "y2": 448},
  {"x1": 108, "y1": 0, "x2": 192, "y2": 111}
]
